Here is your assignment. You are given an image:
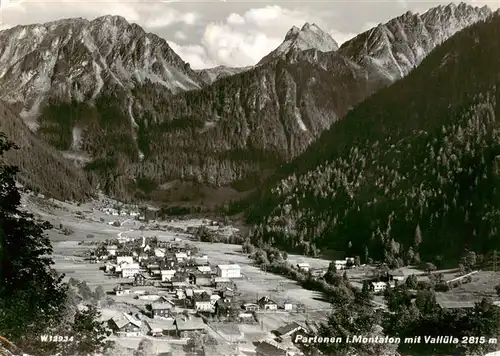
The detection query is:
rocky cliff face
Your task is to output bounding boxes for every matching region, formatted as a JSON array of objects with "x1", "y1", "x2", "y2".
[
  {"x1": 0, "y1": 100, "x2": 93, "y2": 201},
  {"x1": 136, "y1": 2, "x2": 490, "y2": 190},
  {"x1": 0, "y1": 3, "x2": 491, "y2": 201},
  {"x1": 247, "y1": 11, "x2": 500, "y2": 262},
  {"x1": 197, "y1": 65, "x2": 252, "y2": 85},
  {"x1": 131, "y1": 52, "x2": 385, "y2": 188},
  {"x1": 339, "y1": 2, "x2": 491, "y2": 81},
  {"x1": 258, "y1": 22, "x2": 339, "y2": 65},
  {"x1": 0, "y1": 15, "x2": 200, "y2": 129}
]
